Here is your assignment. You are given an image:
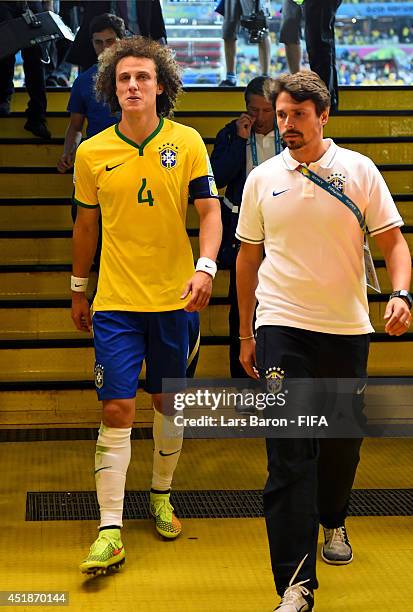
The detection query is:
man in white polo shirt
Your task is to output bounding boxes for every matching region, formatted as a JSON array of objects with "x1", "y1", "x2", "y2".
[{"x1": 236, "y1": 71, "x2": 412, "y2": 611}]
